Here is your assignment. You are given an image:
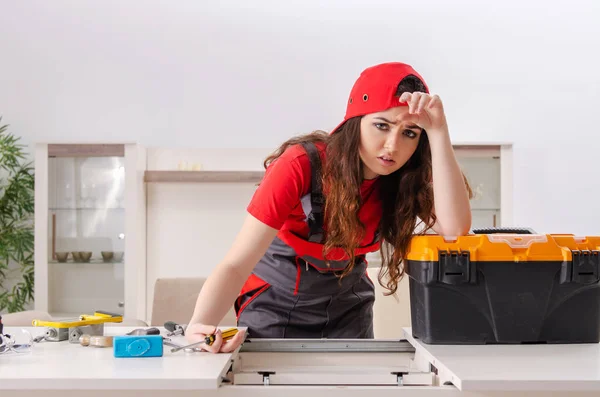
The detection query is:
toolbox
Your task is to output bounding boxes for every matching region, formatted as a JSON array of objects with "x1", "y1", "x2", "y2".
[{"x1": 405, "y1": 228, "x2": 600, "y2": 344}]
